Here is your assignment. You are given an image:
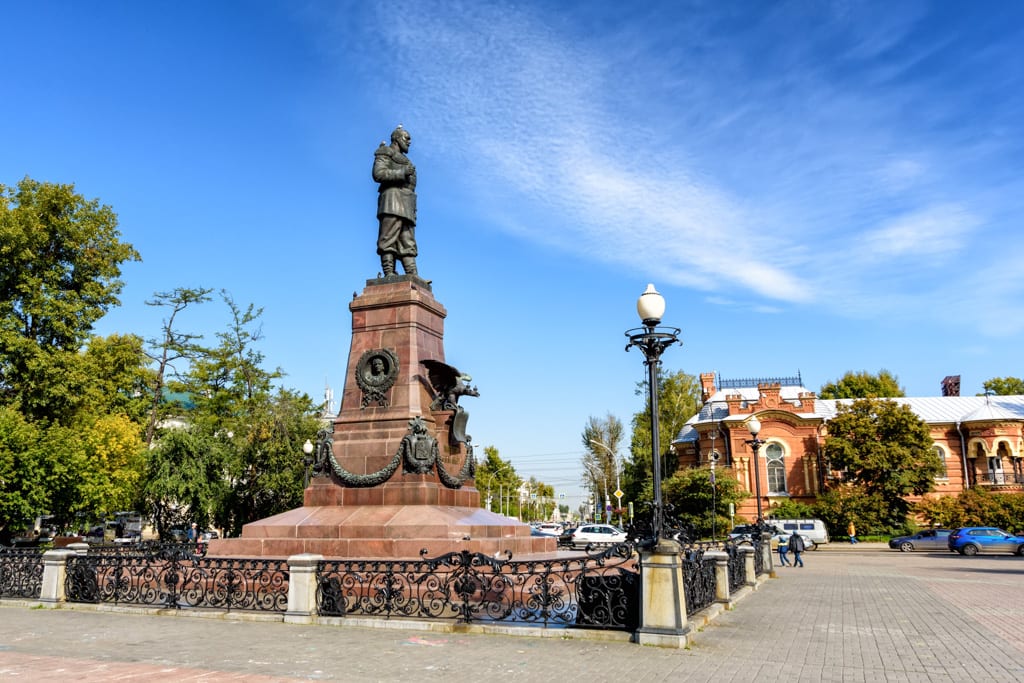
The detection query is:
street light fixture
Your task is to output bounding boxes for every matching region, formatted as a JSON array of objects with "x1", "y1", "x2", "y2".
[
  {"x1": 302, "y1": 439, "x2": 315, "y2": 489},
  {"x1": 744, "y1": 416, "x2": 765, "y2": 522},
  {"x1": 625, "y1": 284, "x2": 681, "y2": 543}
]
